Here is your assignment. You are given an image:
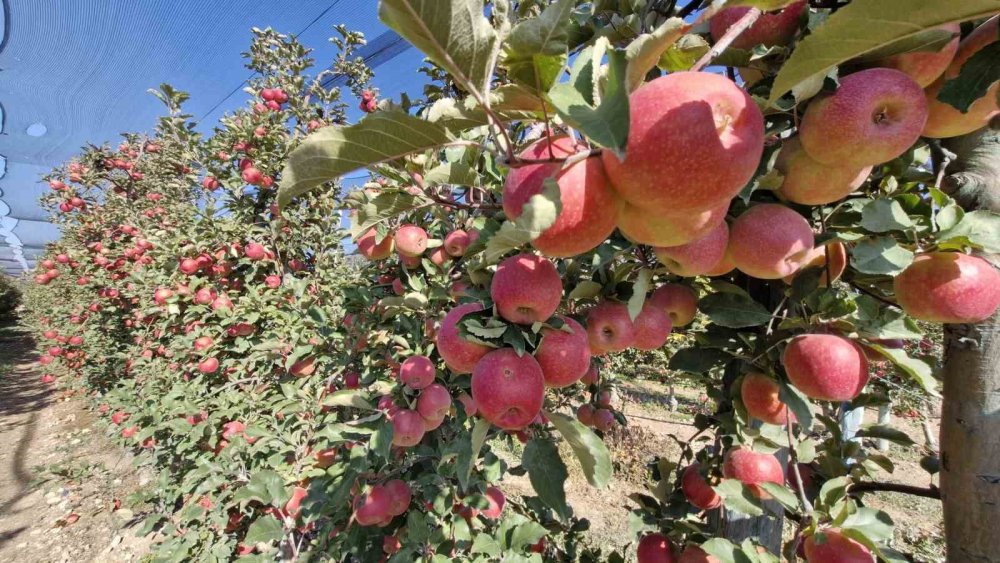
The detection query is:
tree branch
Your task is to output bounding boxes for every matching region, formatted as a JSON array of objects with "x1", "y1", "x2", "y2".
[
  {"x1": 692, "y1": 8, "x2": 762, "y2": 72},
  {"x1": 849, "y1": 482, "x2": 941, "y2": 499}
]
